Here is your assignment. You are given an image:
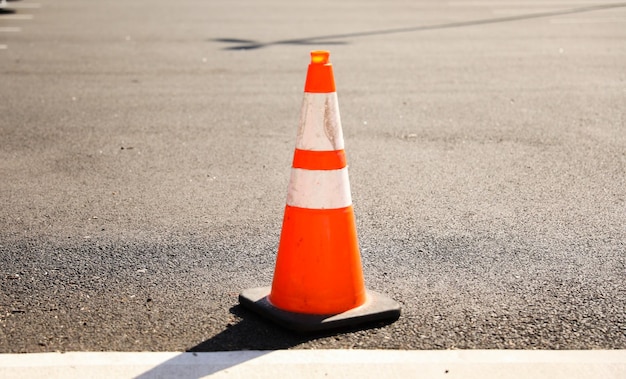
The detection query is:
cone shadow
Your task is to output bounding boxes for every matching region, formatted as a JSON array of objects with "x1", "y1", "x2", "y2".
[
  {"x1": 188, "y1": 305, "x2": 310, "y2": 352},
  {"x1": 133, "y1": 305, "x2": 397, "y2": 378}
]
